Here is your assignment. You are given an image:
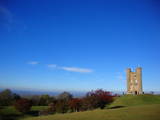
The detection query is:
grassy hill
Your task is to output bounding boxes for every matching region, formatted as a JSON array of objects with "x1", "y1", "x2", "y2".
[
  {"x1": 0, "y1": 106, "x2": 48, "y2": 120},
  {"x1": 22, "y1": 94, "x2": 160, "y2": 120},
  {"x1": 1, "y1": 94, "x2": 160, "y2": 120},
  {"x1": 22, "y1": 104, "x2": 160, "y2": 120},
  {"x1": 108, "y1": 94, "x2": 160, "y2": 108}
]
